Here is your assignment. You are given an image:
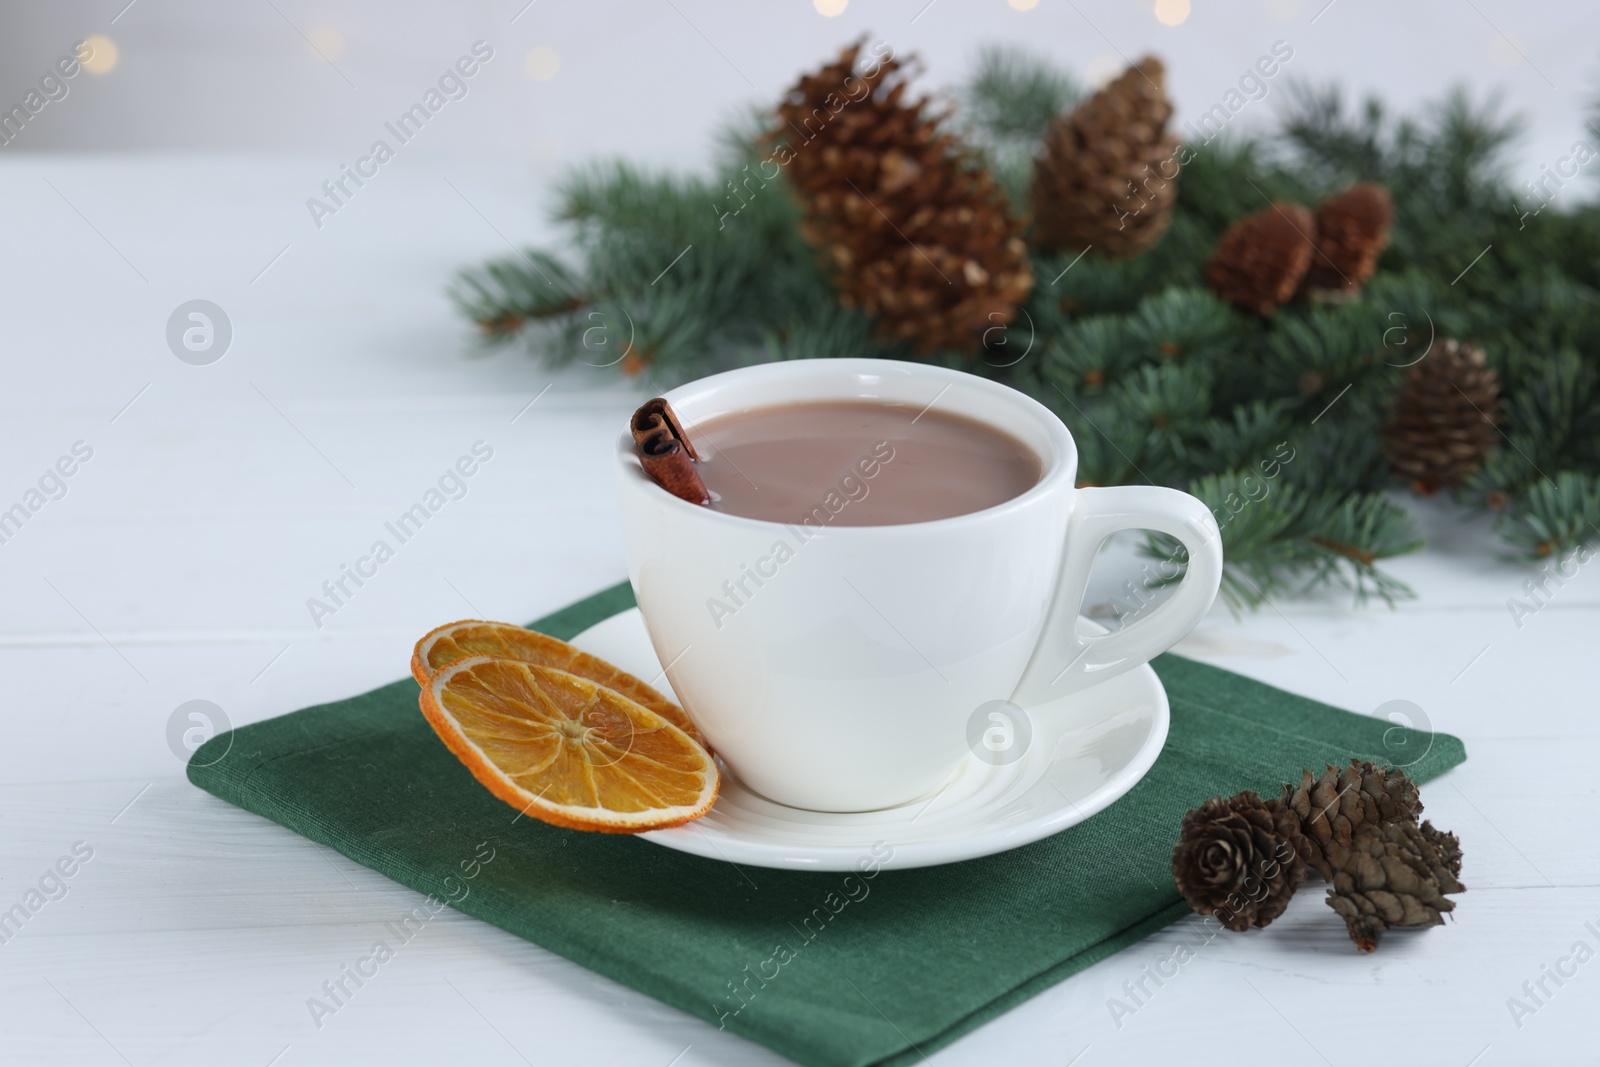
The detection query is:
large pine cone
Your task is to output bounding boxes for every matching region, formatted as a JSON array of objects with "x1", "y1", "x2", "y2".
[
  {"x1": 1172, "y1": 791, "x2": 1309, "y2": 931},
  {"x1": 1282, "y1": 760, "x2": 1422, "y2": 880},
  {"x1": 1327, "y1": 818, "x2": 1465, "y2": 952},
  {"x1": 775, "y1": 41, "x2": 1033, "y2": 354},
  {"x1": 1303, "y1": 182, "x2": 1392, "y2": 292},
  {"x1": 1381, "y1": 338, "x2": 1502, "y2": 494},
  {"x1": 1032, "y1": 56, "x2": 1180, "y2": 258},
  {"x1": 1204, "y1": 202, "x2": 1316, "y2": 315}
]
